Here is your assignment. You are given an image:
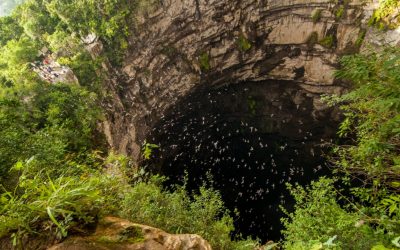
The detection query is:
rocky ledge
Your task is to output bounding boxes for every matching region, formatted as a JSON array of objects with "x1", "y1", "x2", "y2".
[{"x1": 49, "y1": 217, "x2": 211, "y2": 250}]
